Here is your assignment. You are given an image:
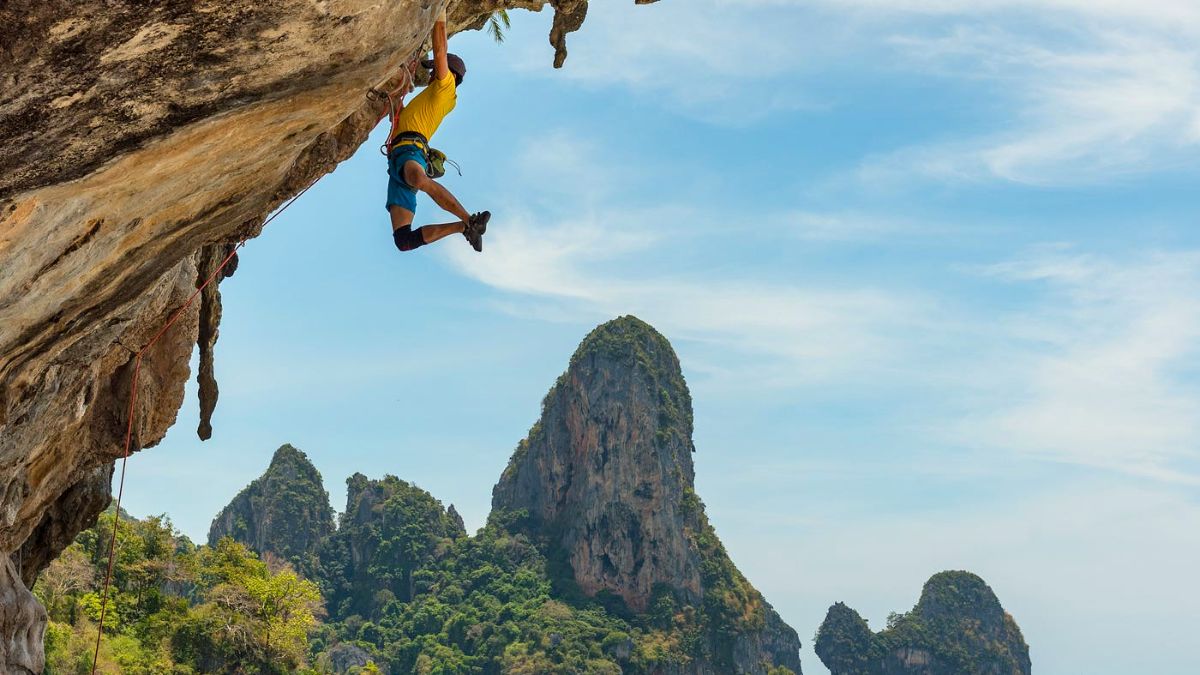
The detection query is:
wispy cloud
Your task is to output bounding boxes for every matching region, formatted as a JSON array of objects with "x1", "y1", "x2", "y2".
[
  {"x1": 507, "y1": 0, "x2": 838, "y2": 124},
  {"x1": 444, "y1": 210, "x2": 923, "y2": 383},
  {"x1": 511, "y1": 0, "x2": 1200, "y2": 183},
  {"x1": 861, "y1": 26, "x2": 1200, "y2": 185},
  {"x1": 952, "y1": 246, "x2": 1200, "y2": 483},
  {"x1": 445, "y1": 132, "x2": 936, "y2": 385},
  {"x1": 446, "y1": 127, "x2": 1200, "y2": 484}
]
